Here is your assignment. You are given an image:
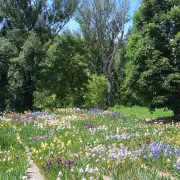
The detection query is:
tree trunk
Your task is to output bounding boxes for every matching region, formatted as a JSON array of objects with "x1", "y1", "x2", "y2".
[
  {"x1": 106, "y1": 57, "x2": 114, "y2": 107},
  {"x1": 0, "y1": 98, "x2": 6, "y2": 112},
  {"x1": 173, "y1": 109, "x2": 180, "y2": 122},
  {"x1": 107, "y1": 75, "x2": 113, "y2": 107}
]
